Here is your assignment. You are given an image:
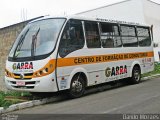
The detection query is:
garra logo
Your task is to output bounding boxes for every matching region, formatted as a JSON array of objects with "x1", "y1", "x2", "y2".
[
  {"x1": 12, "y1": 63, "x2": 17, "y2": 70},
  {"x1": 105, "y1": 65, "x2": 127, "y2": 77},
  {"x1": 12, "y1": 62, "x2": 33, "y2": 70},
  {"x1": 105, "y1": 67, "x2": 111, "y2": 77}
]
